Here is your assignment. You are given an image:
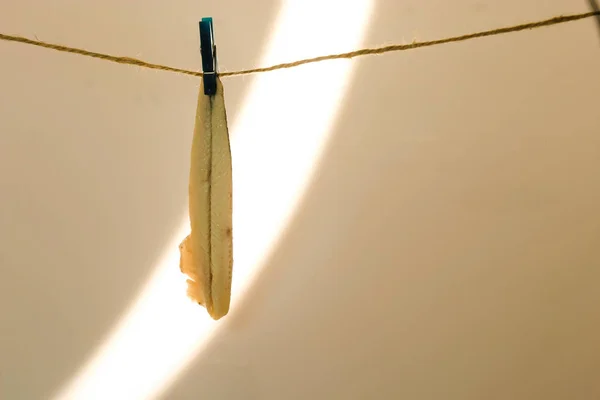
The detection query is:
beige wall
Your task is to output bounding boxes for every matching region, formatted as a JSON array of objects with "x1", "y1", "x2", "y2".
[{"x1": 1, "y1": 0, "x2": 599, "y2": 399}]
